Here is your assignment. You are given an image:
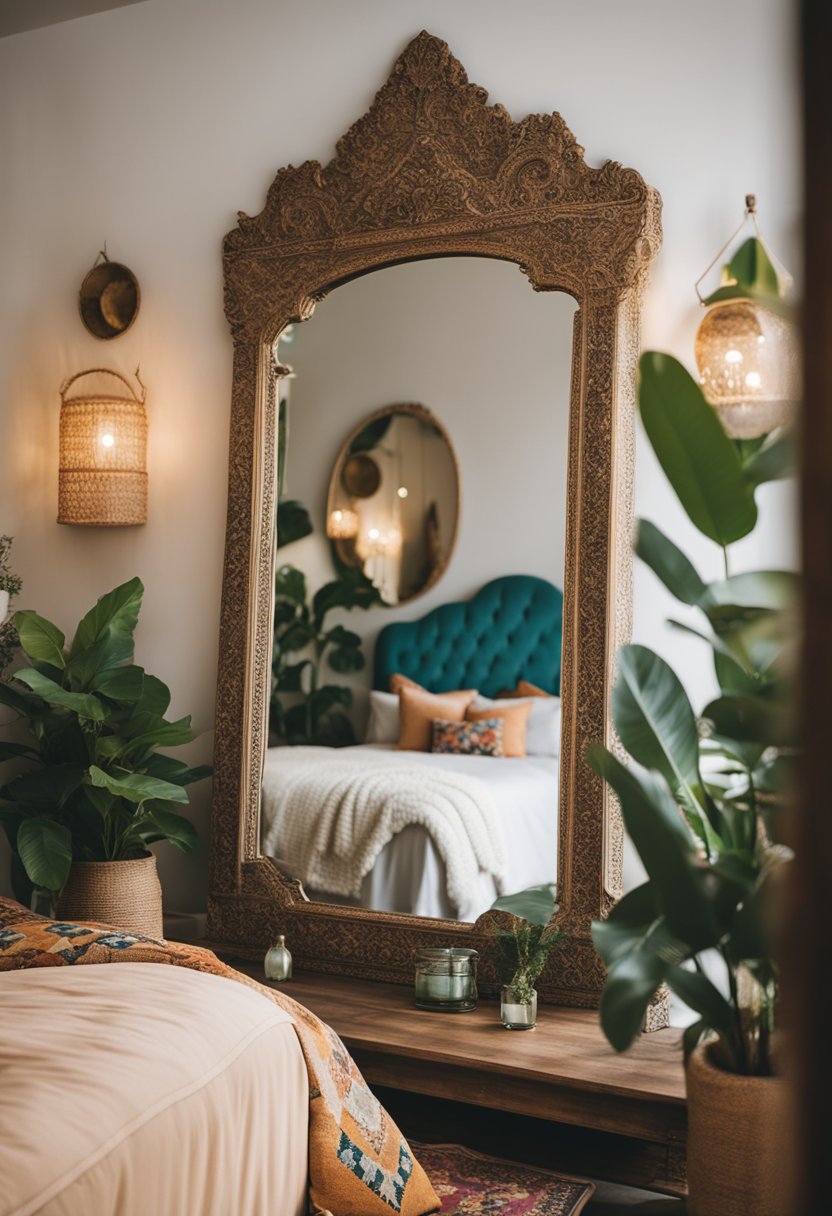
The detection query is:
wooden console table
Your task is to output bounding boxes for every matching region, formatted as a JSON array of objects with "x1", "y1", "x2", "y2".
[{"x1": 232, "y1": 964, "x2": 688, "y2": 1197}]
